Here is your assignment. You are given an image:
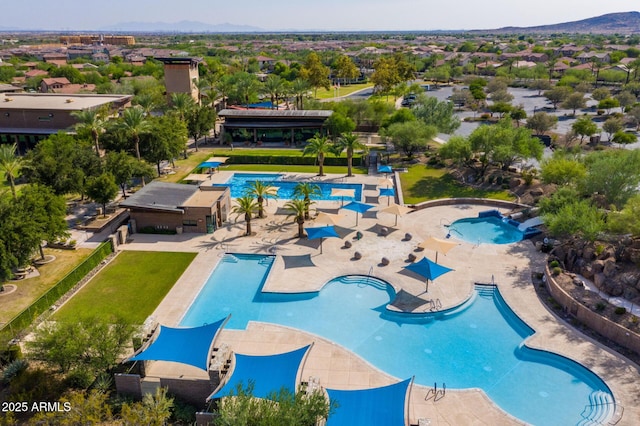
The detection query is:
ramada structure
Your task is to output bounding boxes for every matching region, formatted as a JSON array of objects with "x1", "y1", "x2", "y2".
[
  {"x1": 218, "y1": 109, "x2": 333, "y2": 146},
  {"x1": 119, "y1": 181, "x2": 231, "y2": 234}
]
